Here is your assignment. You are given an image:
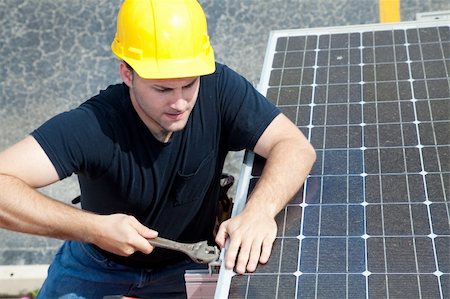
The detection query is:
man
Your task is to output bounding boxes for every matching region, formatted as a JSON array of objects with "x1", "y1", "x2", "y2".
[{"x1": 0, "y1": 0, "x2": 315, "y2": 298}]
